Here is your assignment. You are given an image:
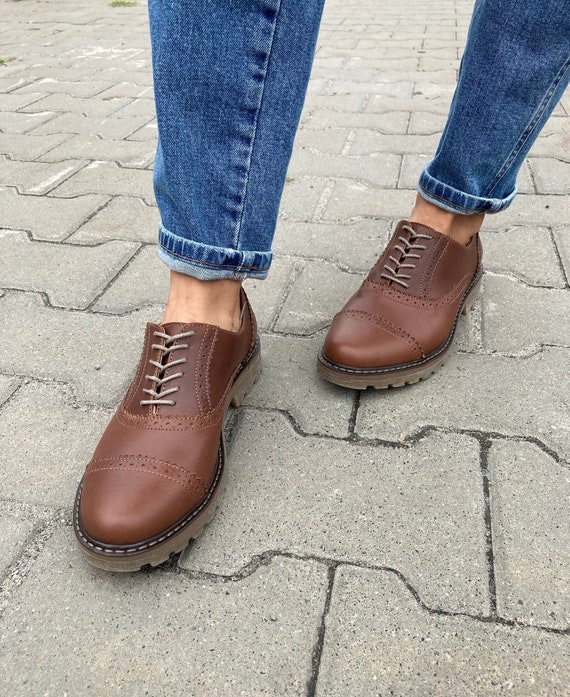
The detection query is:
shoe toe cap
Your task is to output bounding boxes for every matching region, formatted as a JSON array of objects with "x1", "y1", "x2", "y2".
[
  {"x1": 323, "y1": 310, "x2": 422, "y2": 369},
  {"x1": 77, "y1": 467, "x2": 204, "y2": 547}
]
